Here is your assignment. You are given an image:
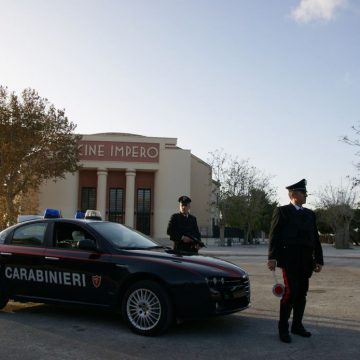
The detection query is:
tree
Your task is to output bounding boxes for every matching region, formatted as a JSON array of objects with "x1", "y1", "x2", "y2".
[
  {"x1": 342, "y1": 123, "x2": 360, "y2": 186},
  {"x1": 350, "y1": 209, "x2": 360, "y2": 245},
  {"x1": 0, "y1": 85, "x2": 81, "y2": 227},
  {"x1": 315, "y1": 182, "x2": 357, "y2": 249},
  {"x1": 208, "y1": 149, "x2": 277, "y2": 244},
  {"x1": 315, "y1": 208, "x2": 333, "y2": 234}
]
